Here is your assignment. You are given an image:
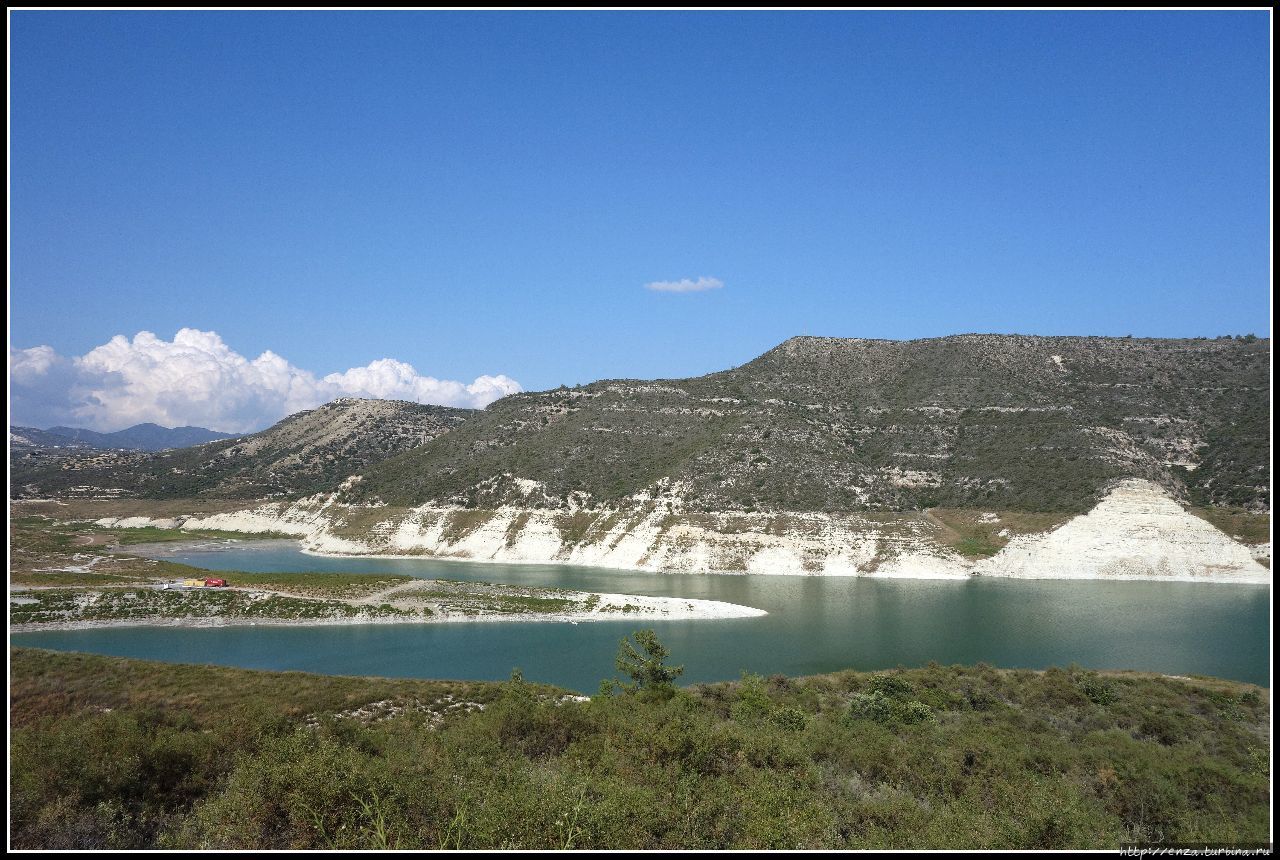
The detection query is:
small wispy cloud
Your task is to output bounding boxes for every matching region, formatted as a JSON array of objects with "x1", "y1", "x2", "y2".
[{"x1": 644, "y1": 276, "x2": 724, "y2": 293}]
